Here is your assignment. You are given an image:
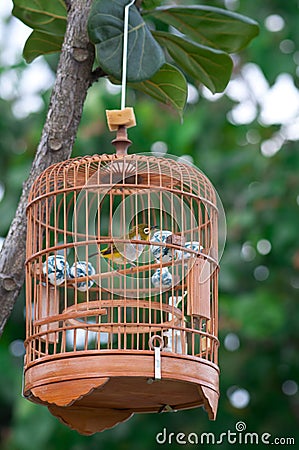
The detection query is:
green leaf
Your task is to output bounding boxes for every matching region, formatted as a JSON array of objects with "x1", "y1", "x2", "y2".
[
  {"x1": 130, "y1": 63, "x2": 187, "y2": 116},
  {"x1": 144, "y1": 6, "x2": 259, "y2": 53},
  {"x1": 88, "y1": 0, "x2": 165, "y2": 82},
  {"x1": 12, "y1": 0, "x2": 66, "y2": 62},
  {"x1": 23, "y1": 30, "x2": 64, "y2": 63},
  {"x1": 12, "y1": 0, "x2": 67, "y2": 36},
  {"x1": 153, "y1": 31, "x2": 233, "y2": 93},
  {"x1": 141, "y1": 0, "x2": 163, "y2": 10}
]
